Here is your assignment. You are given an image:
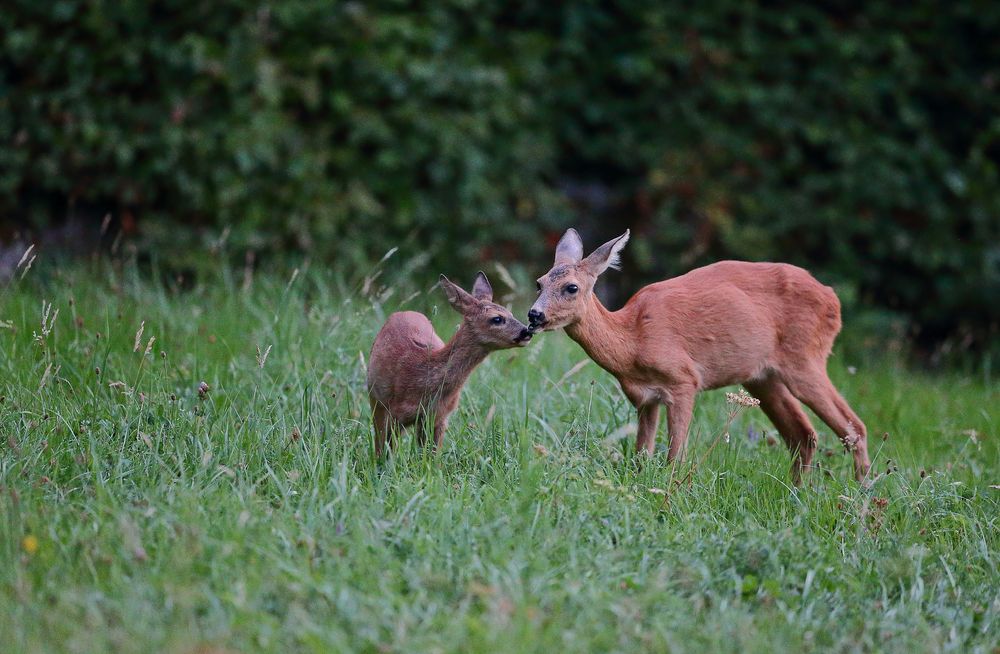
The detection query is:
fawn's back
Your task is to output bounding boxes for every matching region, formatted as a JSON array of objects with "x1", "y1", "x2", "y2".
[{"x1": 367, "y1": 311, "x2": 442, "y2": 412}]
